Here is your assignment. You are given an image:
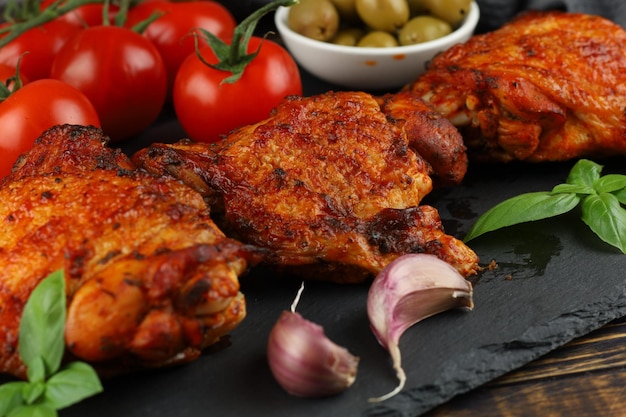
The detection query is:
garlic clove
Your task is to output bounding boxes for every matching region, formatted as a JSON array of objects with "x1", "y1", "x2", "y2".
[
  {"x1": 367, "y1": 253, "x2": 473, "y2": 402},
  {"x1": 267, "y1": 283, "x2": 359, "y2": 397},
  {"x1": 267, "y1": 310, "x2": 359, "y2": 397}
]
